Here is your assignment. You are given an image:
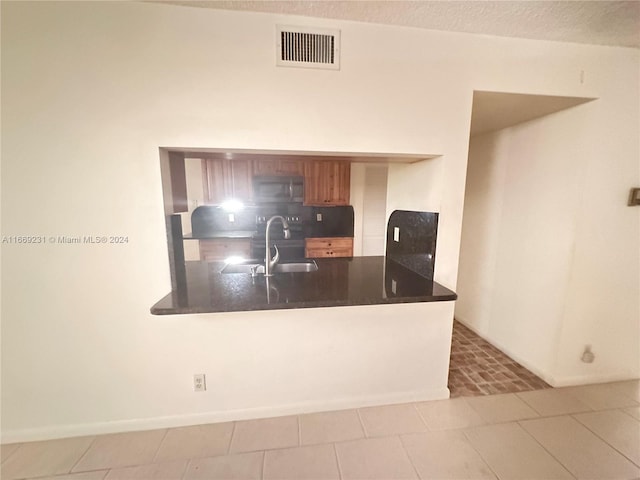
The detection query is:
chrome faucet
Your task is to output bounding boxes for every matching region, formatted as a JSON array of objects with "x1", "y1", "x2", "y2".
[{"x1": 264, "y1": 215, "x2": 290, "y2": 277}]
